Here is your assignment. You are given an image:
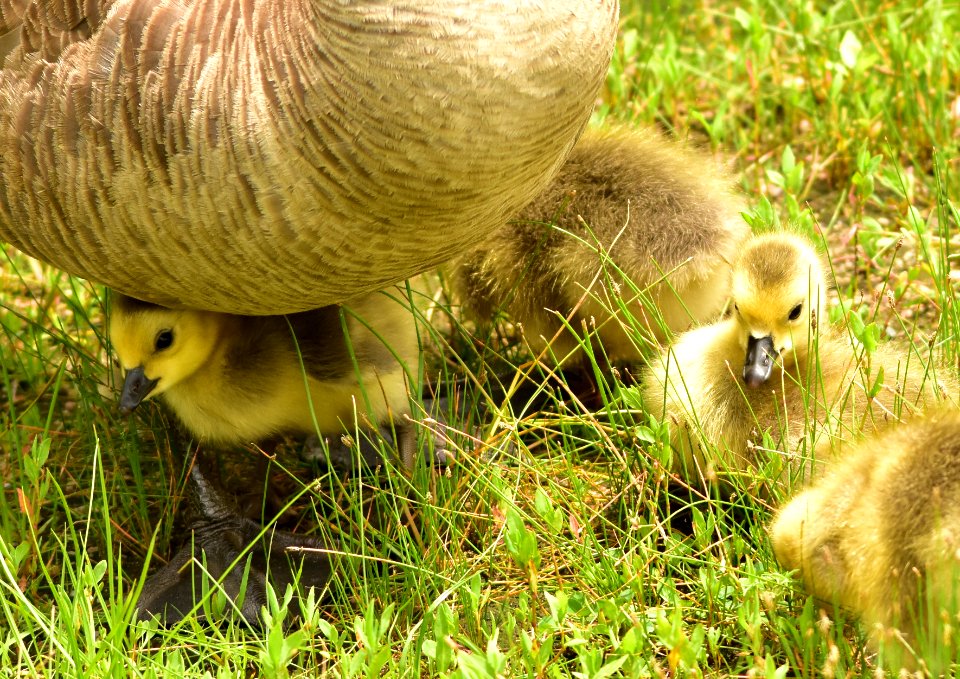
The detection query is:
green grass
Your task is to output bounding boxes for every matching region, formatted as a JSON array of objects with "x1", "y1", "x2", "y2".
[{"x1": 2, "y1": 0, "x2": 960, "y2": 676}]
